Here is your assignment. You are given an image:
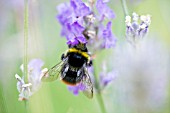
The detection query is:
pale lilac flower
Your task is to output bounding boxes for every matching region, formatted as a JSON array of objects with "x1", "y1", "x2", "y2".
[
  {"x1": 100, "y1": 70, "x2": 116, "y2": 88},
  {"x1": 15, "y1": 74, "x2": 32, "y2": 101},
  {"x1": 27, "y1": 59, "x2": 44, "y2": 92},
  {"x1": 125, "y1": 12, "x2": 151, "y2": 45},
  {"x1": 15, "y1": 59, "x2": 45, "y2": 101},
  {"x1": 99, "y1": 62, "x2": 116, "y2": 89}
]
